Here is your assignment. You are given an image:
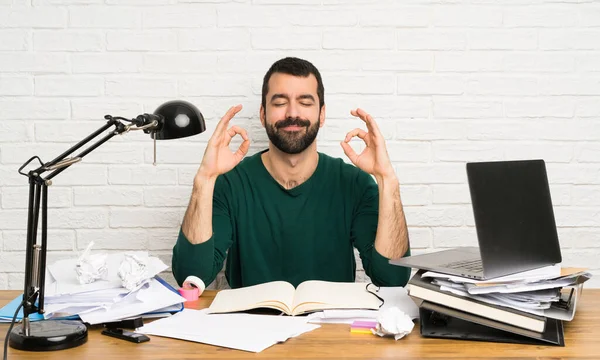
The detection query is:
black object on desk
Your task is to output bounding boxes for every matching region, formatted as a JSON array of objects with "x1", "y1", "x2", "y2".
[
  {"x1": 419, "y1": 301, "x2": 565, "y2": 346},
  {"x1": 101, "y1": 329, "x2": 150, "y2": 344},
  {"x1": 103, "y1": 317, "x2": 144, "y2": 330}
]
